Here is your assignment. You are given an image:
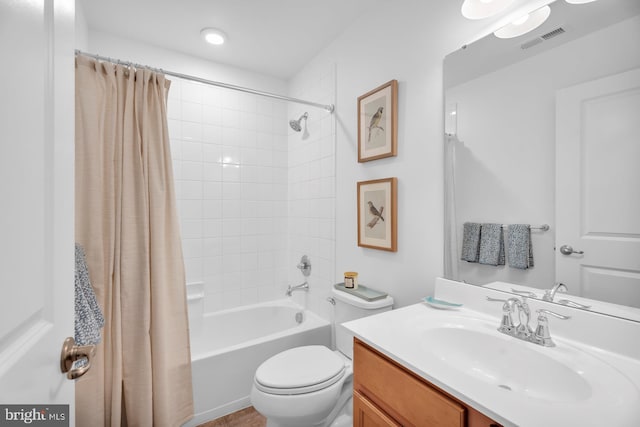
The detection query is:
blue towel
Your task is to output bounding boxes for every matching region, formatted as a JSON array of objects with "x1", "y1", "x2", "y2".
[
  {"x1": 461, "y1": 222, "x2": 481, "y2": 262},
  {"x1": 507, "y1": 224, "x2": 534, "y2": 269},
  {"x1": 74, "y1": 244, "x2": 104, "y2": 346},
  {"x1": 479, "y1": 223, "x2": 505, "y2": 266}
]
